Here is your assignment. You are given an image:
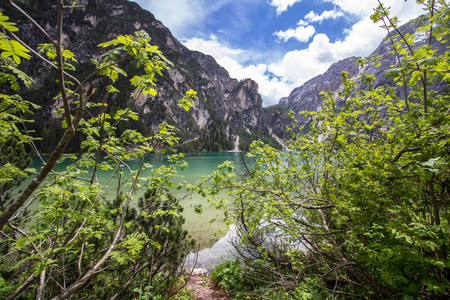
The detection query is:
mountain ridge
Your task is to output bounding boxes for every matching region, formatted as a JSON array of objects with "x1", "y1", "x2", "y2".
[{"x1": 3, "y1": 1, "x2": 443, "y2": 151}]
